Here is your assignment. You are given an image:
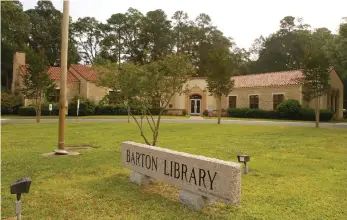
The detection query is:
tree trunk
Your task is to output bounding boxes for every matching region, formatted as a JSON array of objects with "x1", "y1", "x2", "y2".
[
  {"x1": 36, "y1": 92, "x2": 43, "y2": 123},
  {"x1": 152, "y1": 113, "x2": 162, "y2": 146},
  {"x1": 315, "y1": 96, "x2": 320, "y2": 128},
  {"x1": 217, "y1": 96, "x2": 222, "y2": 124}
]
